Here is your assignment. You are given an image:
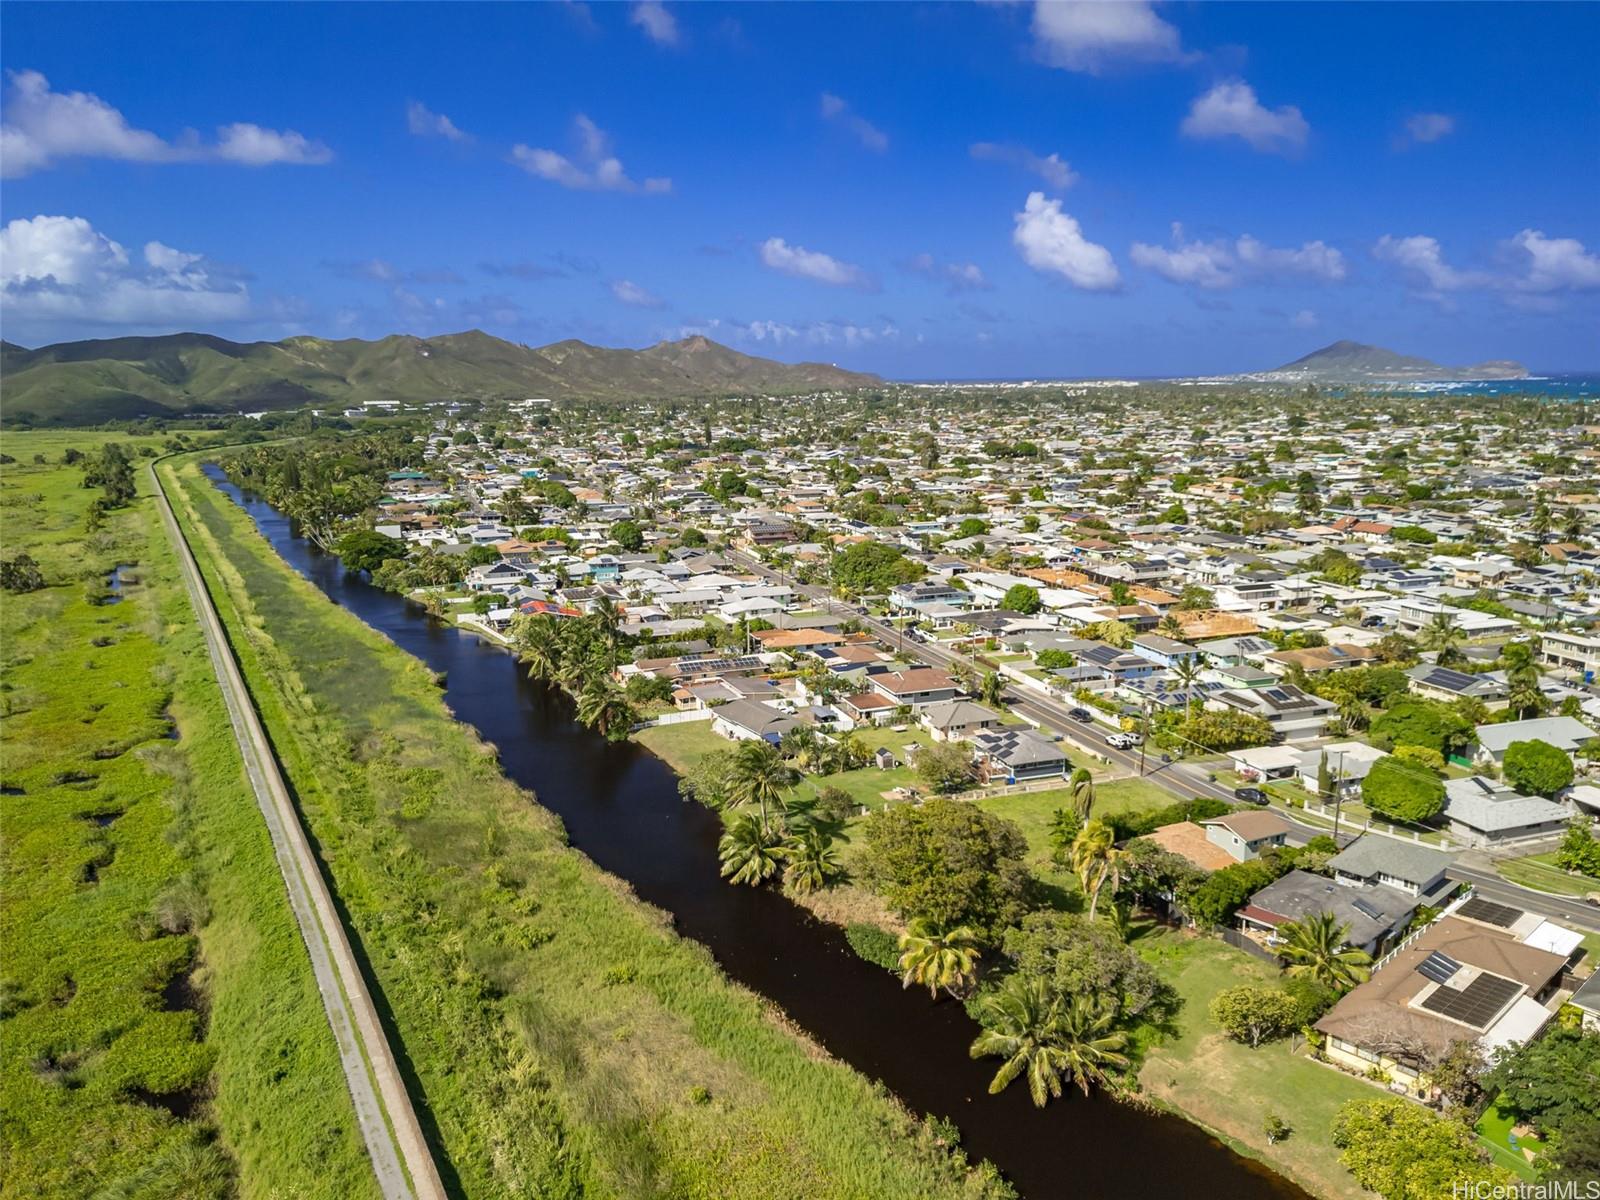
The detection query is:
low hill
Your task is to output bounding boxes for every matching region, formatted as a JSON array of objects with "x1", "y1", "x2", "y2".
[
  {"x1": 1269, "y1": 340, "x2": 1528, "y2": 382},
  {"x1": 0, "y1": 330, "x2": 880, "y2": 424}
]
